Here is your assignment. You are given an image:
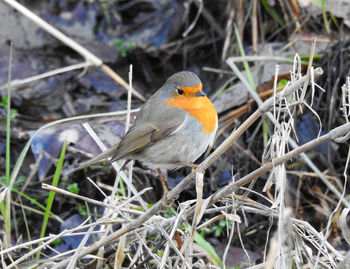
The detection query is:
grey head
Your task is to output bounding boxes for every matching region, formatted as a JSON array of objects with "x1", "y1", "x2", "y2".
[
  {"x1": 166, "y1": 71, "x2": 201, "y2": 87},
  {"x1": 156, "y1": 71, "x2": 203, "y2": 100}
]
